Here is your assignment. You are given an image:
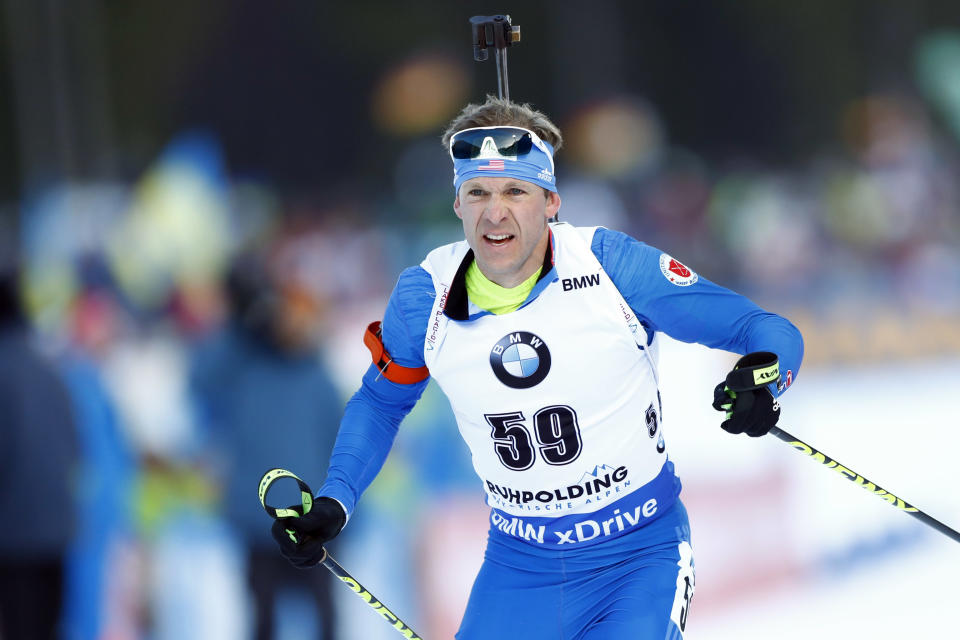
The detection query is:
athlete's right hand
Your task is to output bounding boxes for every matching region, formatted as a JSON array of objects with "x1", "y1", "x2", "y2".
[{"x1": 271, "y1": 497, "x2": 346, "y2": 568}]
